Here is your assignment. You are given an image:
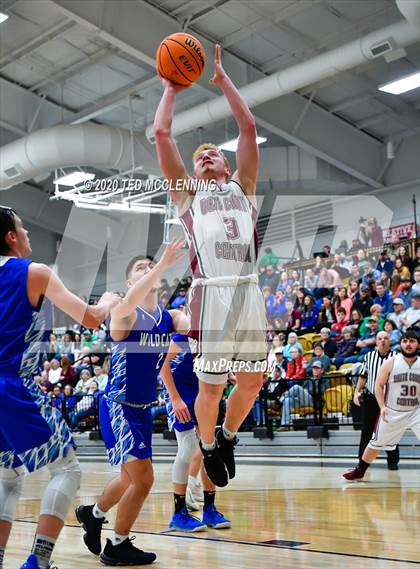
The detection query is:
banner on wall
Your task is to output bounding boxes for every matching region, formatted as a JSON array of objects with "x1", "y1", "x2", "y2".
[{"x1": 383, "y1": 223, "x2": 418, "y2": 242}]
